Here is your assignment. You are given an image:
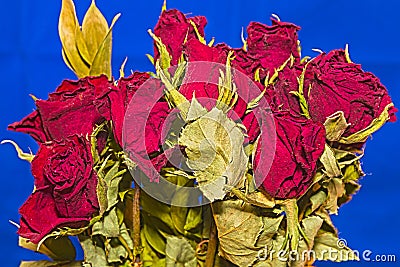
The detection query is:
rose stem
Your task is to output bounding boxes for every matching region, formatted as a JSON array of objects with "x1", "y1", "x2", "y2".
[
  {"x1": 133, "y1": 182, "x2": 141, "y2": 262},
  {"x1": 205, "y1": 205, "x2": 218, "y2": 267}
]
